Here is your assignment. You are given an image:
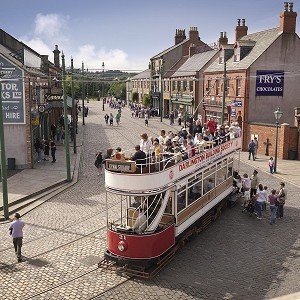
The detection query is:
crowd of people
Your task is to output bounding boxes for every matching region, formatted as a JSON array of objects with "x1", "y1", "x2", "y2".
[{"x1": 235, "y1": 169, "x2": 287, "y2": 224}]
